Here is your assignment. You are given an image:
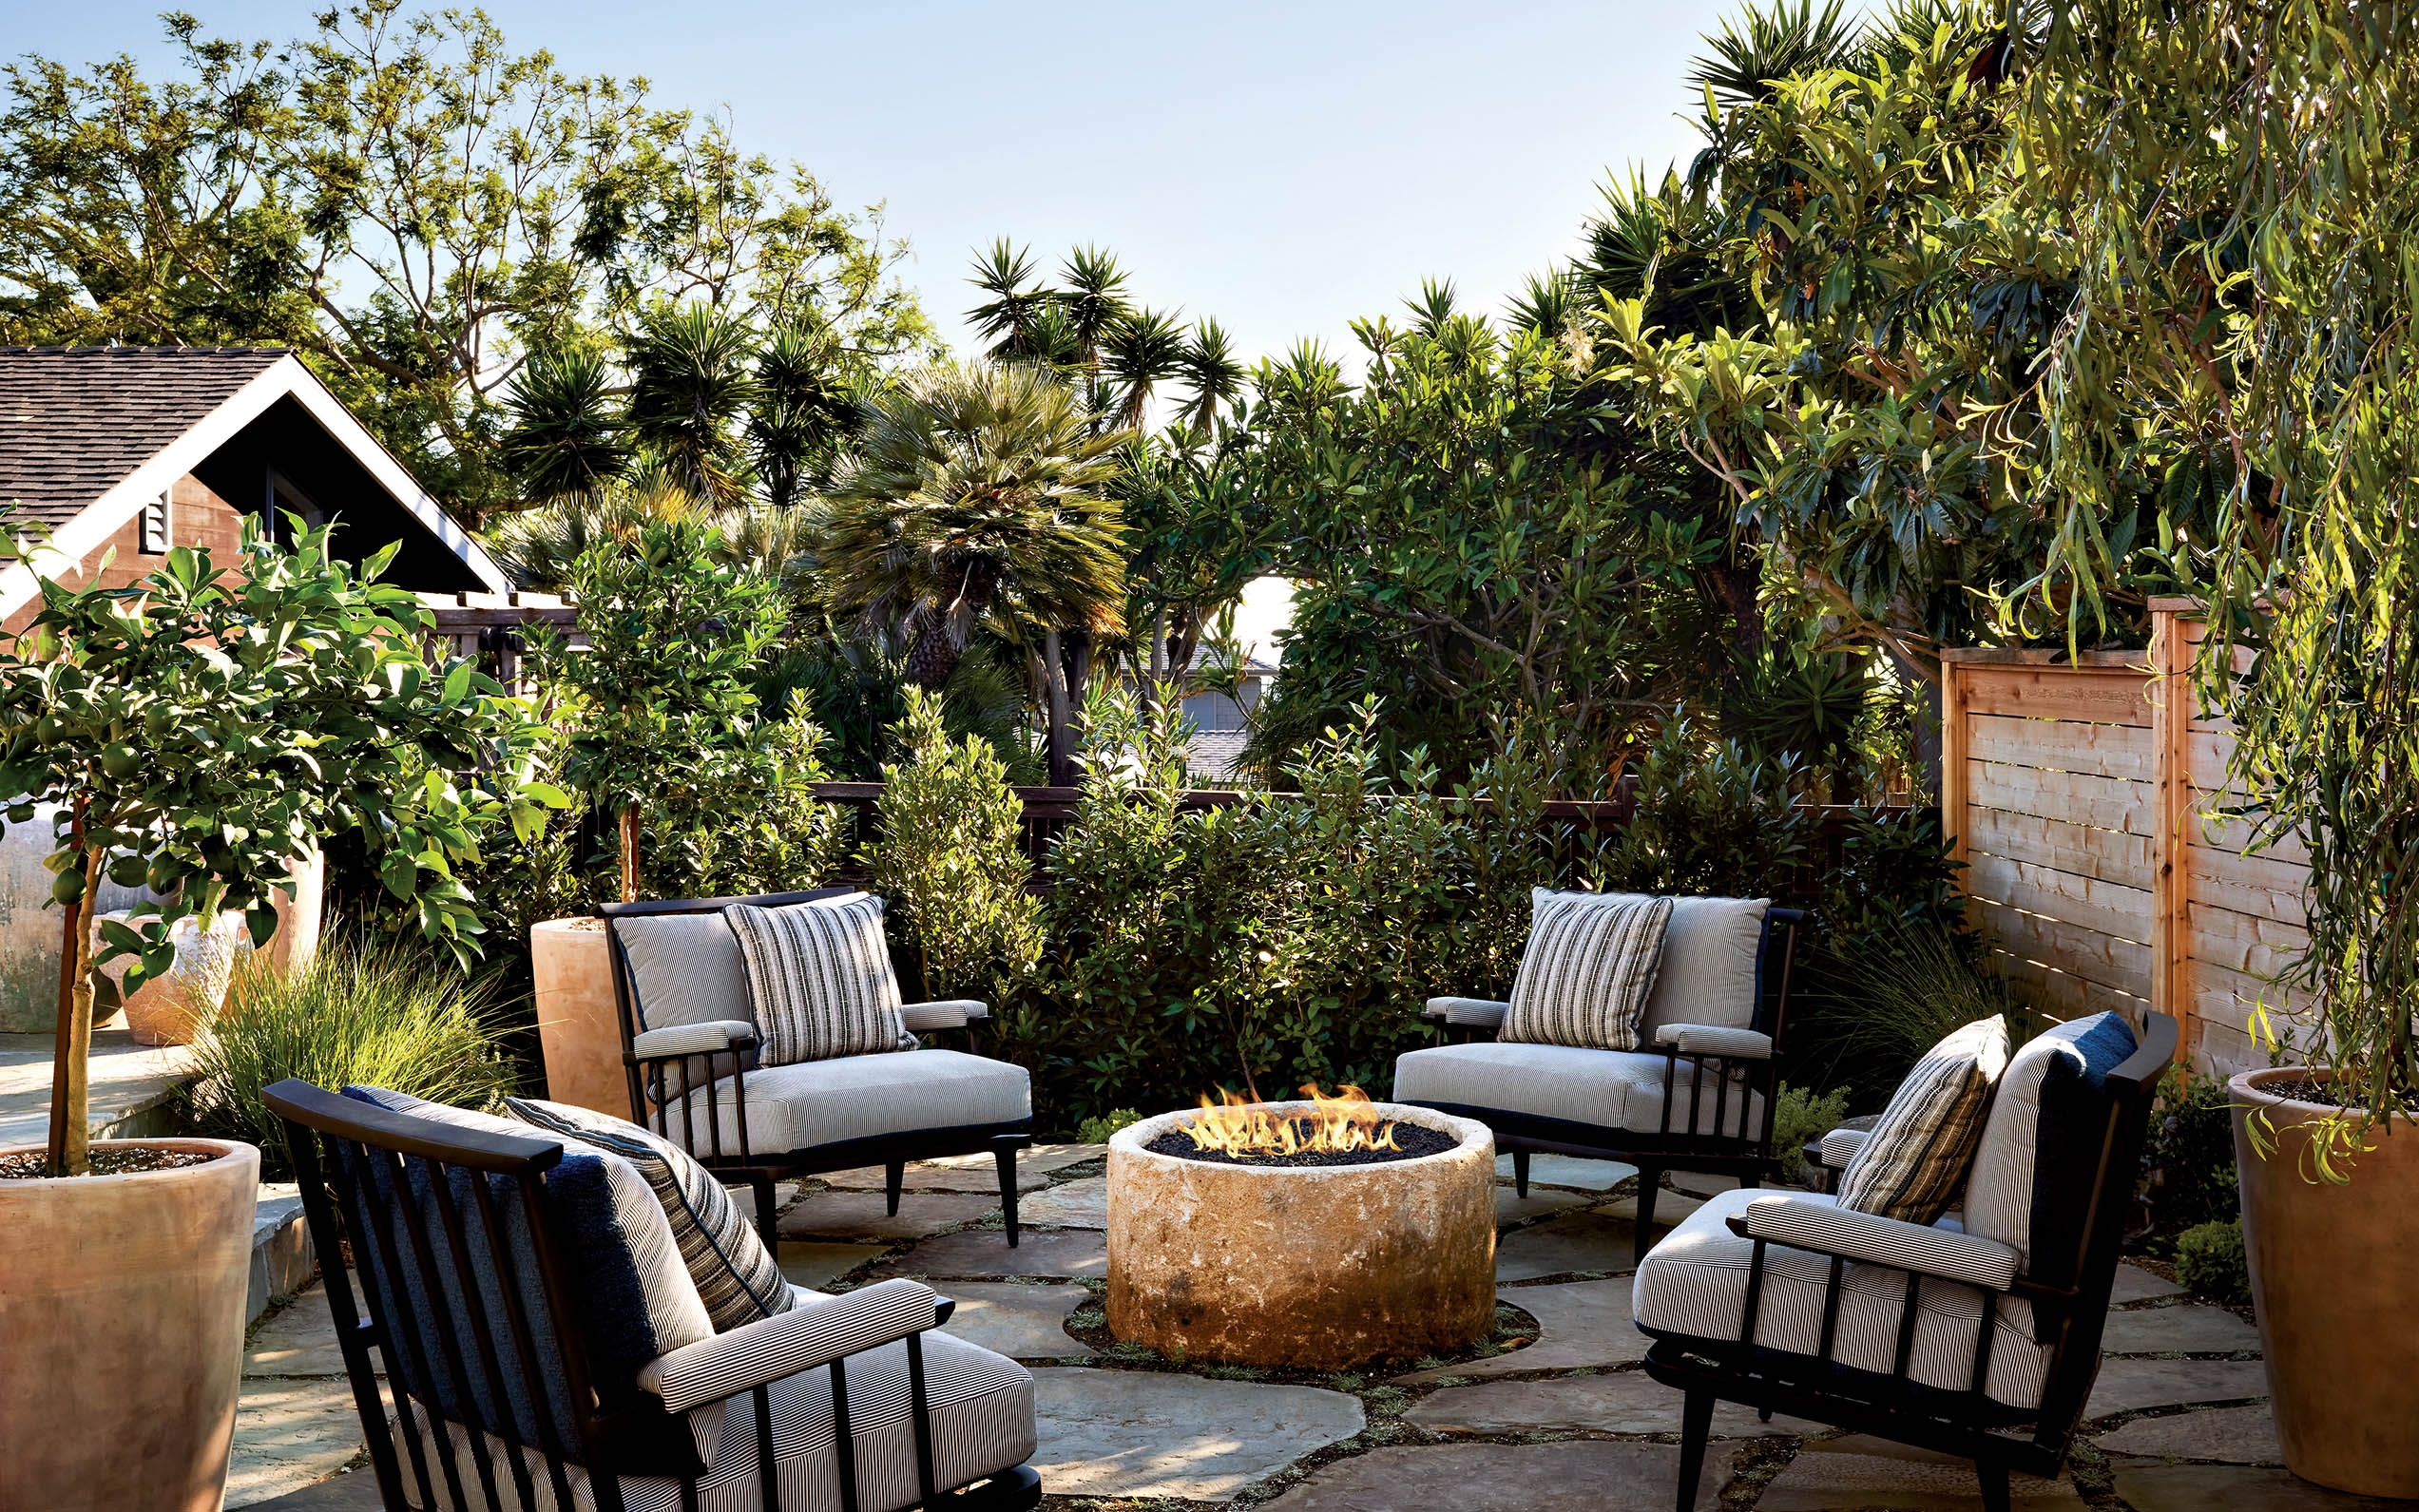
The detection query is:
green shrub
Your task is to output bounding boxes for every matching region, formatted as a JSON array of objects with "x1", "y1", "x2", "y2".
[
  {"x1": 177, "y1": 938, "x2": 517, "y2": 1177},
  {"x1": 2174, "y1": 1219, "x2": 2251, "y2": 1306},
  {"x1": 1769, "y1": 1083, "x2": 1853, "y2": 1180},
  {"x1": 2140, "y1": 1067, "x2": 2240, "y2": 1253},
  {"x1": 1593, "y1": 718, "x2": 1813, "y2": 896},
  {"x1": 1793, "y1": 916, "x2": 2037, "y2": 1110},
  {"x1": 1074, "y1": 1108, "x2": 1144, "y2": 1144},
  {"x1": 867, "y1": 687, "x2": 1043, "y2": 1001}
]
